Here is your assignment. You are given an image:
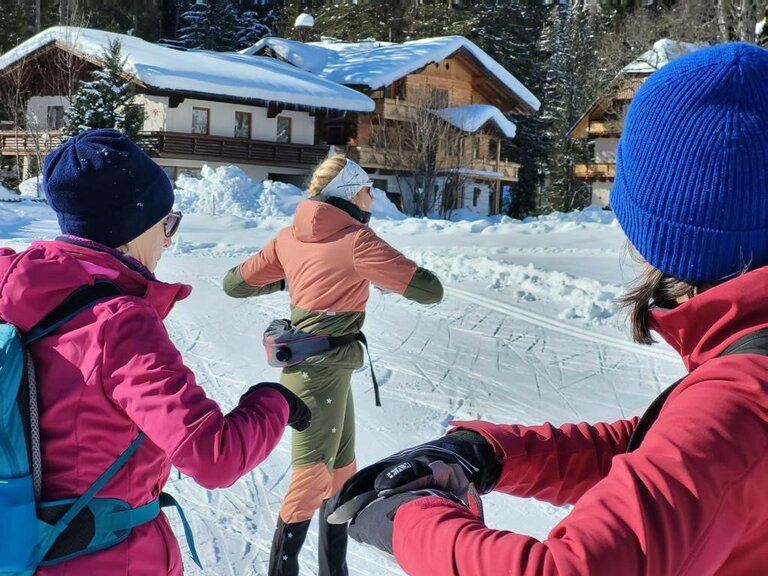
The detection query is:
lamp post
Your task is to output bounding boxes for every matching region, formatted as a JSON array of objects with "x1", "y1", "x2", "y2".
[{"x1": 294, "y1": 9, "x2": 314, "y2": 42}]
